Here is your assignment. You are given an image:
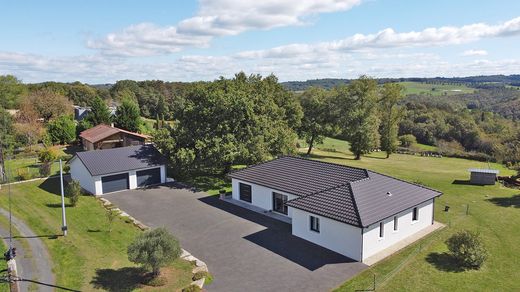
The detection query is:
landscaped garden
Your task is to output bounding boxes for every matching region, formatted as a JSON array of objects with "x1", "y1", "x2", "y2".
[{"x1": 0, "y1": 178, "x2": 194, "y2": 291}]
